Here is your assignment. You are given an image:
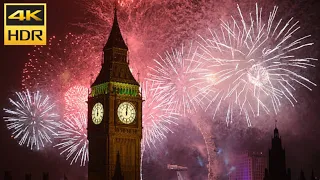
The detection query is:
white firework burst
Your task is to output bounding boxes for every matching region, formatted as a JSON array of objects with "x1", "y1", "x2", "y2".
[
  {"x1": 54, "y1": 112, "x2": 88, "y2": 166},
  {"x1": 3, "y1": 90, "x2": 60, "y2": 150},
  {"x1": 141, "y1": 81, "x2": 179, "y2": 149},
  {"x1": 148, "y1": 42, "x2": 210, "y2": 116},
  {"x1": 197, "y1": 3, "x2": 317, "y2": 126}
]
